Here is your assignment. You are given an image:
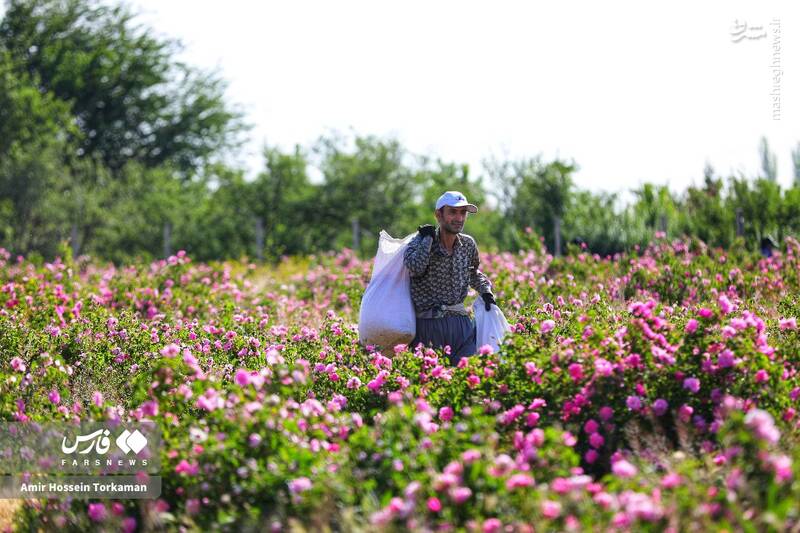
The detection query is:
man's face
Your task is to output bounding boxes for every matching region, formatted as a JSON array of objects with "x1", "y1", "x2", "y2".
[{"x1": 435, "y1": 205, "x2": 469, "y2": 234}]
